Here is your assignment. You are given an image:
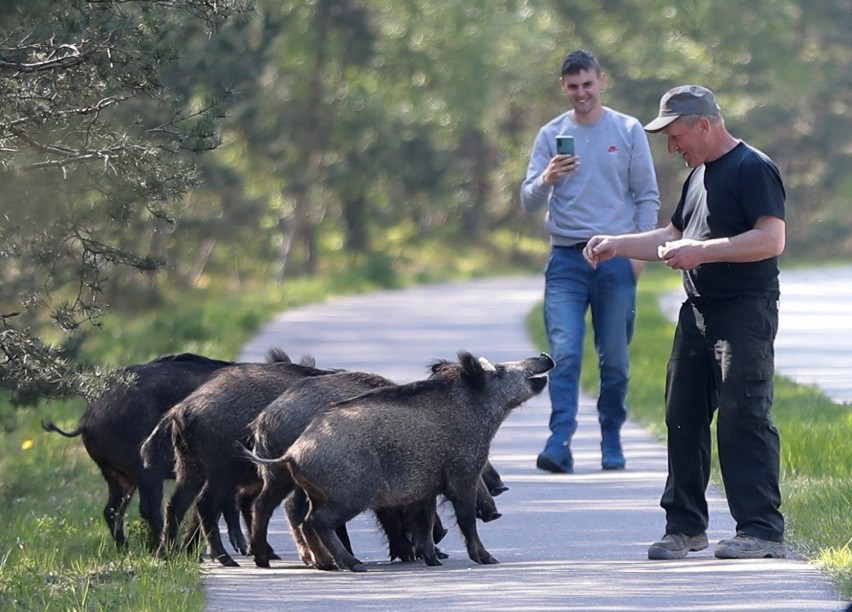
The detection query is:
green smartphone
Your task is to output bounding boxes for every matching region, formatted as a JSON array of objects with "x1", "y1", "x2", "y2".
[{"x1": 556, "y1": 134, "x2": 575, "y2": 155}]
